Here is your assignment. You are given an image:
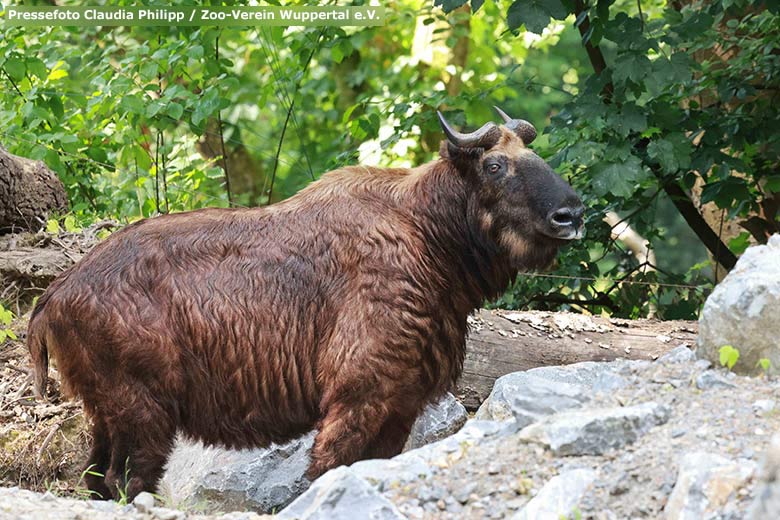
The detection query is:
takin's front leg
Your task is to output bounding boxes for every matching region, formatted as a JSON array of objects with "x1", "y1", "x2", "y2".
[
  {"x1": 362, "y1": 414, "x2": 417, "y2": 459},
  {"x1": 305, "y1": 371, "x2": 425, "y2": 480}
]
